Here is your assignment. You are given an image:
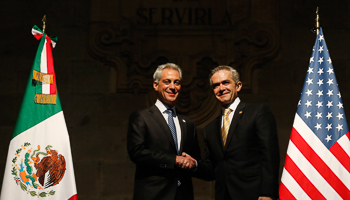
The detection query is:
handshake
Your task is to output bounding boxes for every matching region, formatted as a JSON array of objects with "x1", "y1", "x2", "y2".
[{"x1": 175, "y1": 152, "x2": 197, "y2": 170}]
